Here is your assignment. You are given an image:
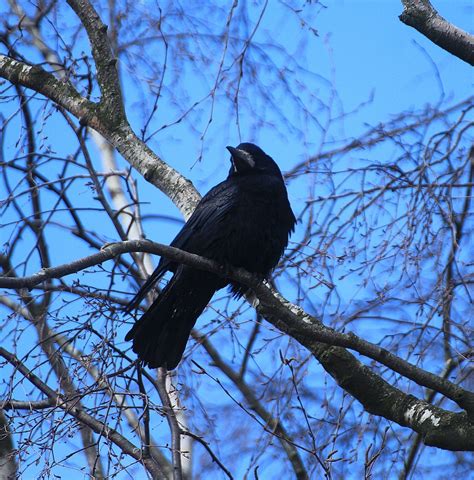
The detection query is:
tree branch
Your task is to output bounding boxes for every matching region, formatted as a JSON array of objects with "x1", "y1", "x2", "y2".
[
  {"x1": 1, "y1": 239, "x2": 473, "y2": 444},
  {"x1": 0, "y1": 53, "x2": 199, "y2": 217},
  {"x1": 255, "y1": 287, "x2": 474, "y2": 421},
  {"x1": 156, "y1": 368, "x2": 183, "y2": 480},
  {"x1": 66, "y1": 0, "x2": 124, "y2": 115},
  {"x1": 309, "y1": 342, "x2": 474, "y2": 451},
  {"x1": 0, "y1": 347, "x2": 166, "y2": 479},
  {"x1": 0, "y1": 55, "x2": 97, "y2": 120},
  {"x1": 399, "y1": 0, "x2": 474, "y2": 66},
  {"x1": 53, "y1": 331, "x2": 173, "y2": 476},
  {"x1": 0, "y1": 410, "x2": 16, "y2": 479},
  {"x1": 194, "y1": 331, "x2": 311, "y2": 479}
]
